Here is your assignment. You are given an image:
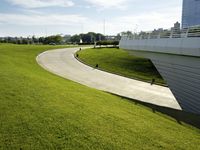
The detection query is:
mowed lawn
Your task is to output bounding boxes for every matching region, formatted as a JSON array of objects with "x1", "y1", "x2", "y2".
[
  {"x1": 77, "y1": 48, "x2": 166, "y2": 85},
  {"x1": 0, "y1": 44, "x2": 199, "y2": 149}
]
